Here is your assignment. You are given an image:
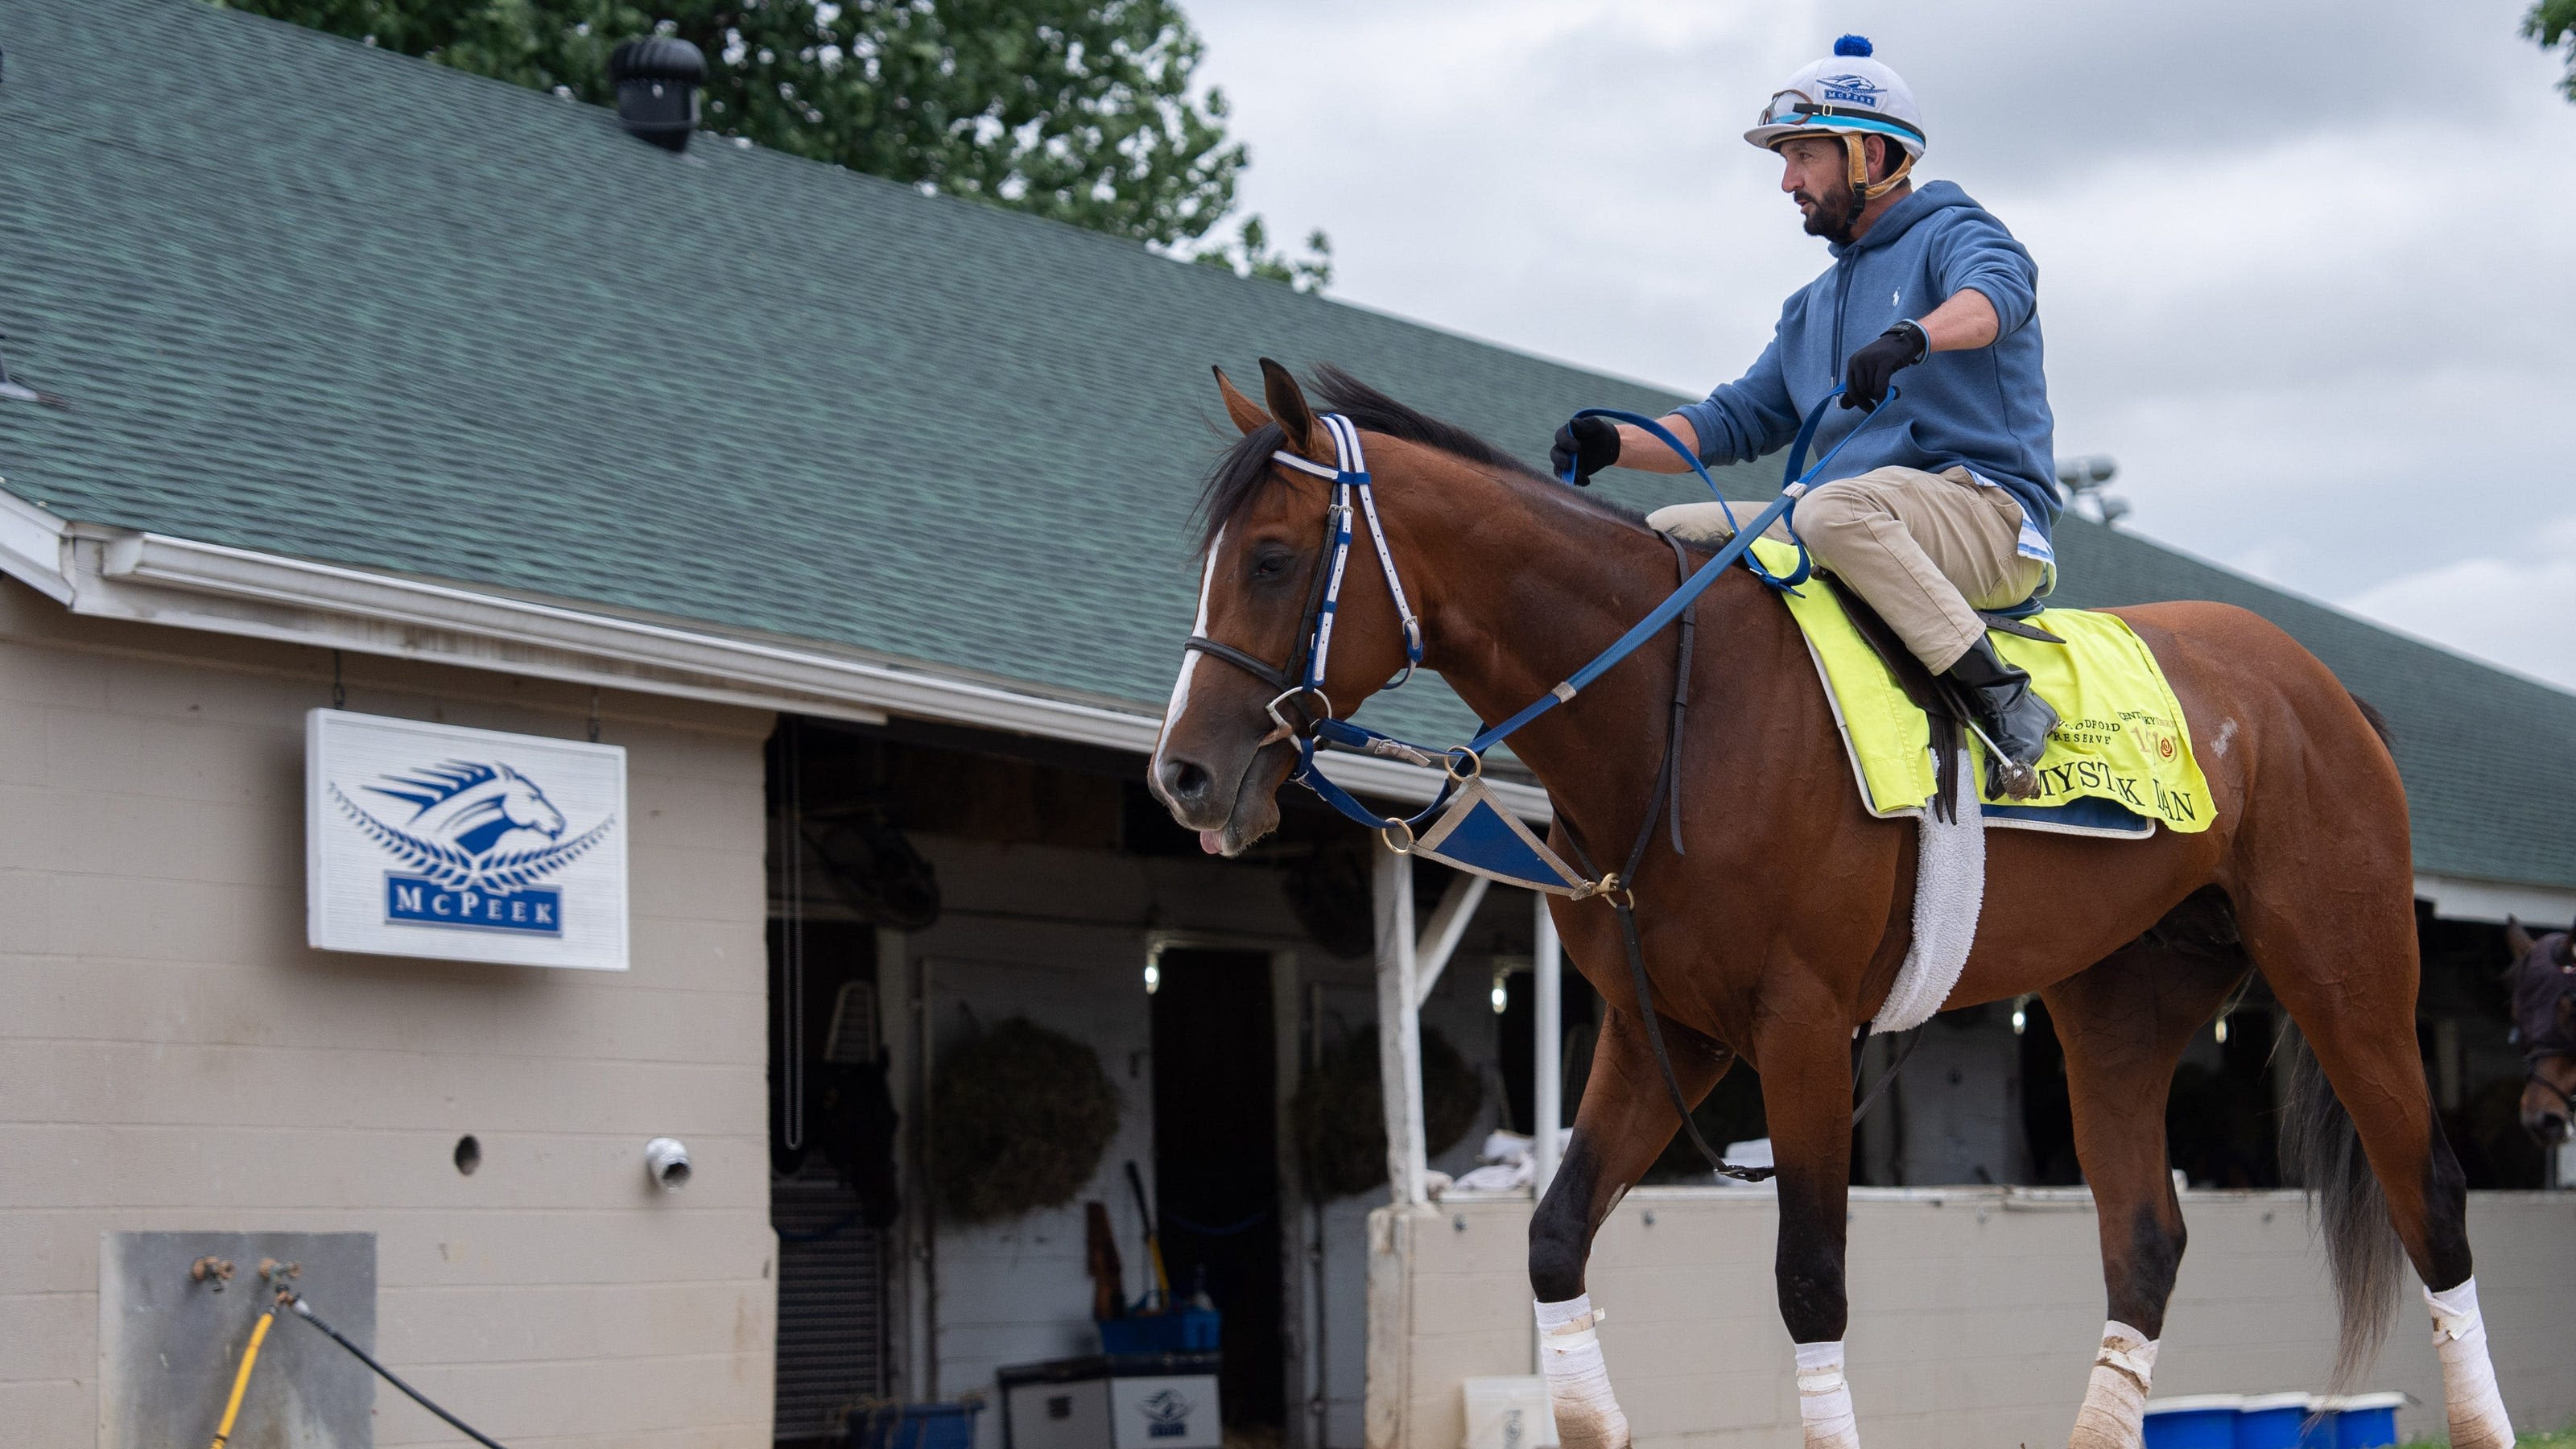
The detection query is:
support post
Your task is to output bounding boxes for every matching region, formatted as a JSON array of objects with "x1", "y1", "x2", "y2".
[
  {"x1": 1373, "y1": 845, "x2": 1428, "y2": 1207},
  {"x1": 1412, "y1": 872, "x2": 1490, "y2": 1006},
  {"x1": 1533, "y1": 892, "x2": 1563, "y2": 1201}
]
